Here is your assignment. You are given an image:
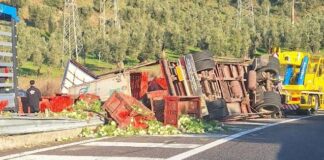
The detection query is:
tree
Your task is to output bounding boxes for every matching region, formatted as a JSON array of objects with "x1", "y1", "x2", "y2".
[
  {"x1": 44, "y1": 0, "x2": 64, "y2": 9},
  {"x1": 29, "y1": 6, "x2": 52, "y2": 32},
  {"x1": 47, "y1": 31, "x2": 63, "y2": 66},
  {"x1": 12, "y1": 0, "x2": 324, "y2": 75},
  {"x1": 300, "y1": 18, "x2": 322, "y2": 53}
]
